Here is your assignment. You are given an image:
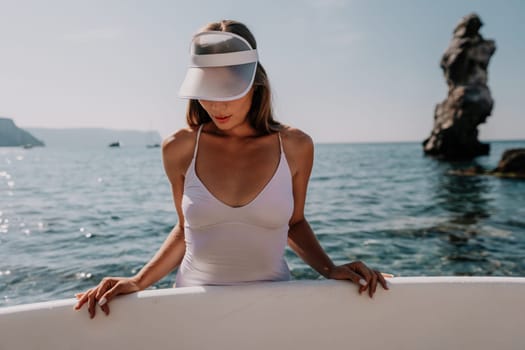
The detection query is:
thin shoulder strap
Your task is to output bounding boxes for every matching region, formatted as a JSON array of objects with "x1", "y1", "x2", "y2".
[
  {"x1": 193, "y1": 125, "x2": 204, "y2": 159},
  {"x1": 277, "y1": 132, "x2": 284, "y2": 155}
]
